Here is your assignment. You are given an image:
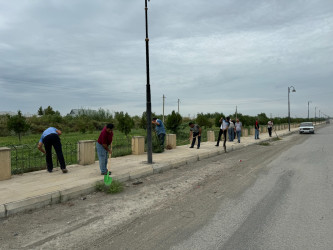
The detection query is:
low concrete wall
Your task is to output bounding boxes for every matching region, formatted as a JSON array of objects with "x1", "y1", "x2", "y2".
[{"x1": 0, "y1": 147, "x2": 11, "y2": 181}]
